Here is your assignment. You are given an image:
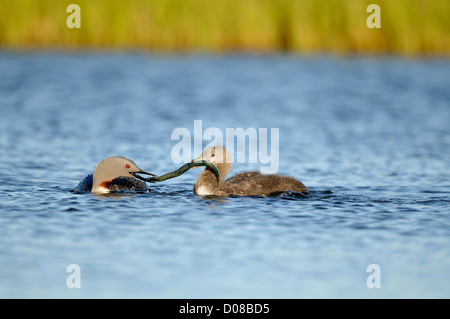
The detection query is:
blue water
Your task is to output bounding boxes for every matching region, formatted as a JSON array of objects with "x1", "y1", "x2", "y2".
[{"x1": 0, "y1": 51, "x2": 449, "y2": 298}]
